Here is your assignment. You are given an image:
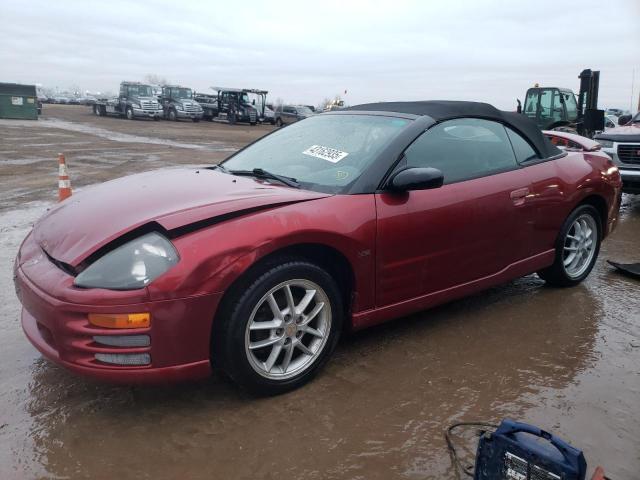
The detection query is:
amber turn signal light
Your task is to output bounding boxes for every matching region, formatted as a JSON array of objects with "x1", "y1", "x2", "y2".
[{"x1": 88, "y1": 313, "x2": 150, "y2": 329}]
